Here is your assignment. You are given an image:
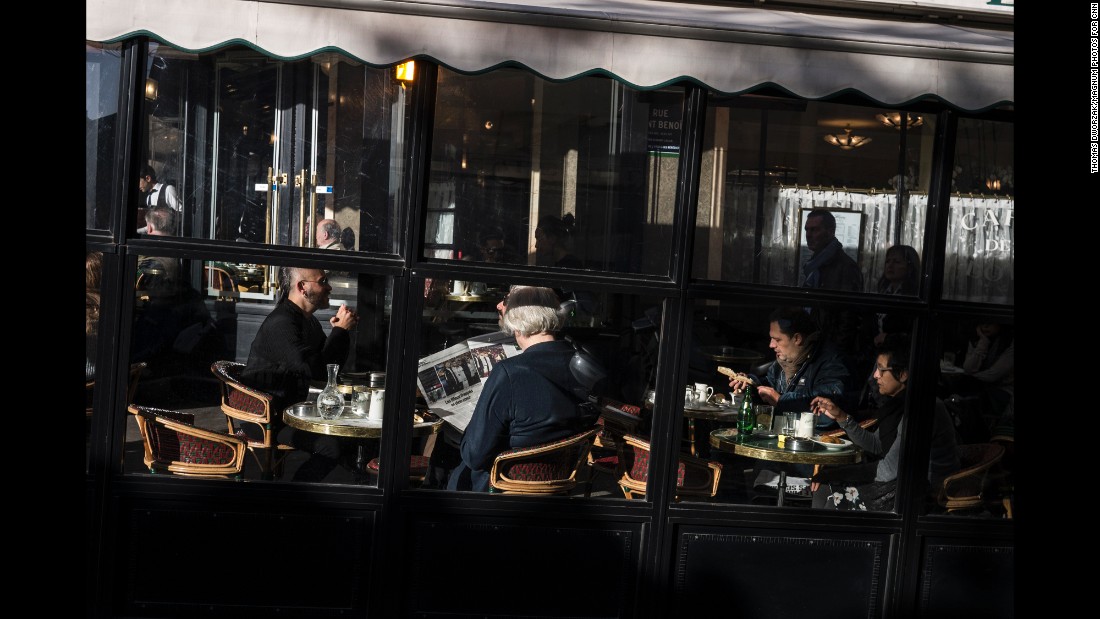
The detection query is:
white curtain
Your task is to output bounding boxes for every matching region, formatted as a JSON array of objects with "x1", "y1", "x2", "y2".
[
  {"x1": 424, "y1": 180, "x2": 456, "y2": 259},
  {"x1": 942, "y1": 195, "x2": 1015, "y2": 304}
]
